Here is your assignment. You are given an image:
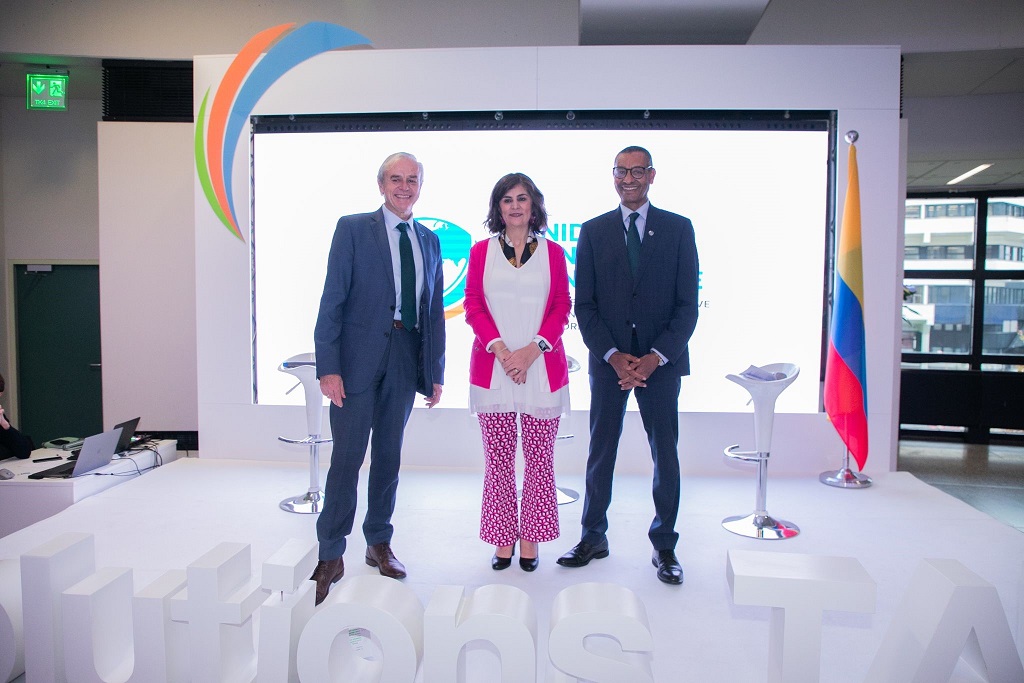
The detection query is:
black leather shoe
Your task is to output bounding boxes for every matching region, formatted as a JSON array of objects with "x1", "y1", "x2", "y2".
[
  {"x1": 365, "y1": 543, "x2": 407, "y2": 579},
  {"x1": 652, "y1": 549, "x2": 683, "y2": 585},
  {"x1": 556, "y1": 539, "x2": 609, "y2": 568},
  {"x1": 519, "y1": 555, "x2": 539, "y2": 572},
  {"x1": 310, "y1": 557, "x2": 345, "y2": 606},
  {"x1": 492, "y1": 545, "x2": 515, "y2": 570}
]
